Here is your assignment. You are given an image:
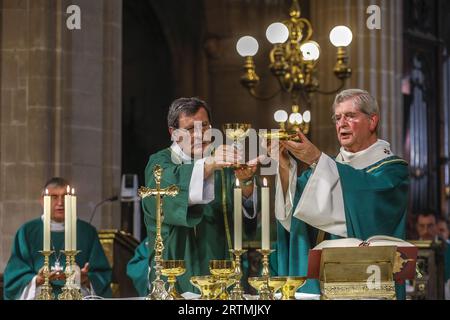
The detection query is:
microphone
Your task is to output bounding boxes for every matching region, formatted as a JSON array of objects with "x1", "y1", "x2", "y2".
[{"x1": 89, "y1": 196, "x2": 119, "y2": 224}]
